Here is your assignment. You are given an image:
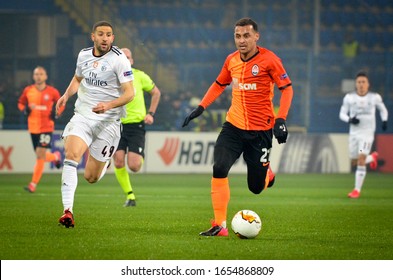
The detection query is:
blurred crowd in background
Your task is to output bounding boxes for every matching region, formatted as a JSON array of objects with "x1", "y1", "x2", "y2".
[{"x1": 0, "y1": 0, "x2": 392, "y2": 133}]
